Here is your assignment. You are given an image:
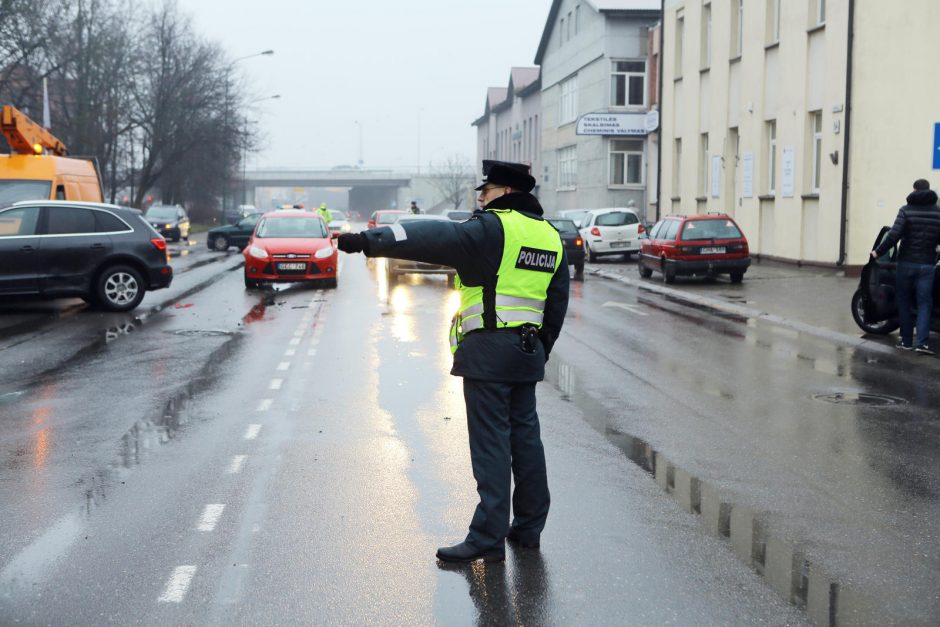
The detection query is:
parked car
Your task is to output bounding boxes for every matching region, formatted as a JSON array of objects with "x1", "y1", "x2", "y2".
[
  {"x1": 851, "y1": 225, "x2": 940, "y2": 335},
  {"x1": 579, "y1": 208, "x2": 645, "y2": 261},
  {"x1": 385, "y1": 214, "x2": 456, "y2": 285},
  {"x1": 368, "y1": 209, "x2": 407, "y2": 229},
  {"x1": 546, "y1": 217, "x2": 585, "y2": 279},
  {"x1": 638, "y1": 213, "x2": 750, "y2": 284},
  {"x1": 0, "y1": 200, "x2": 173, "y2": 311},
  {"x1": 242, "y1": 210, "x2": 338, "y2": 289},
  {"x1": 443, "y1": 209, "x2": 473, "y2": 222},
  {"x1": 557, "y1": 208, "x2": 590, "y2": 228},
  {"x1": 328, "y1": 209, "x2": 352, "y2": 235},
  {"x1": 144, "y1": 203, "x2": 190, "y2": 242},
  {"x1": 206, "y1": 213, "x2": 262, "y2": 251}
]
